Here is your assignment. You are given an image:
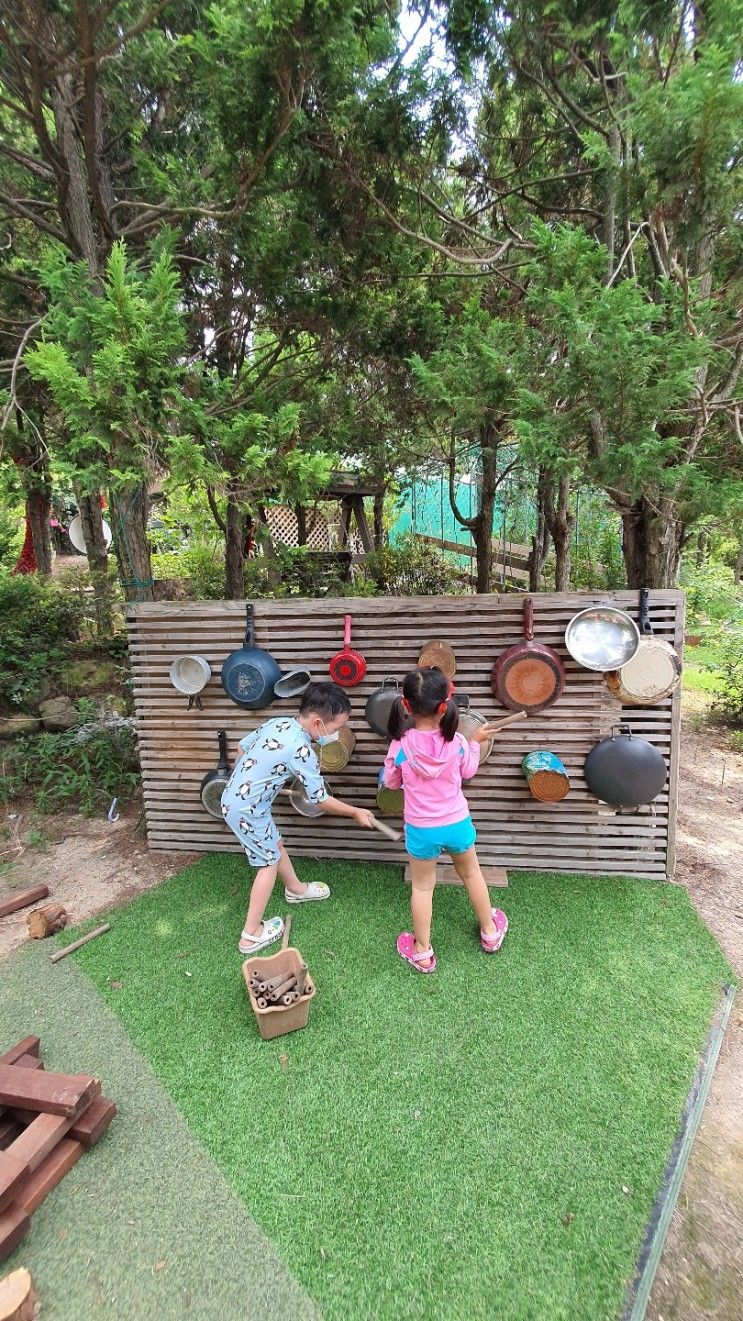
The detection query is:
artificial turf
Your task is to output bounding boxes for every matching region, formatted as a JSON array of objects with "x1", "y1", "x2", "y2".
[{"x1": 71, "y1": 859, "x2": 732, "y2": 1321}]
